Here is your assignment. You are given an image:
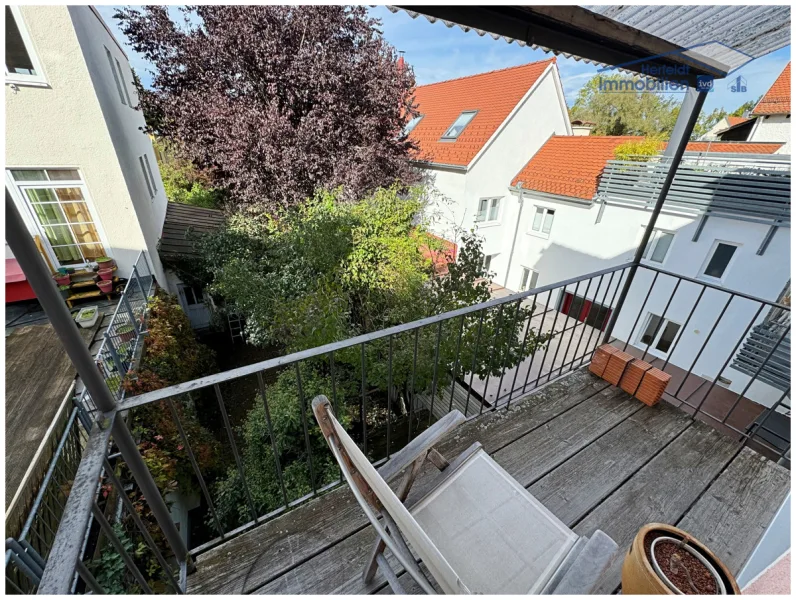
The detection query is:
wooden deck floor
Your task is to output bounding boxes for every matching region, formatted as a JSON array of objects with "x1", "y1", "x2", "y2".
[{"x1": 187, "y1": 368, "x2": 790, "y2": 595}]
